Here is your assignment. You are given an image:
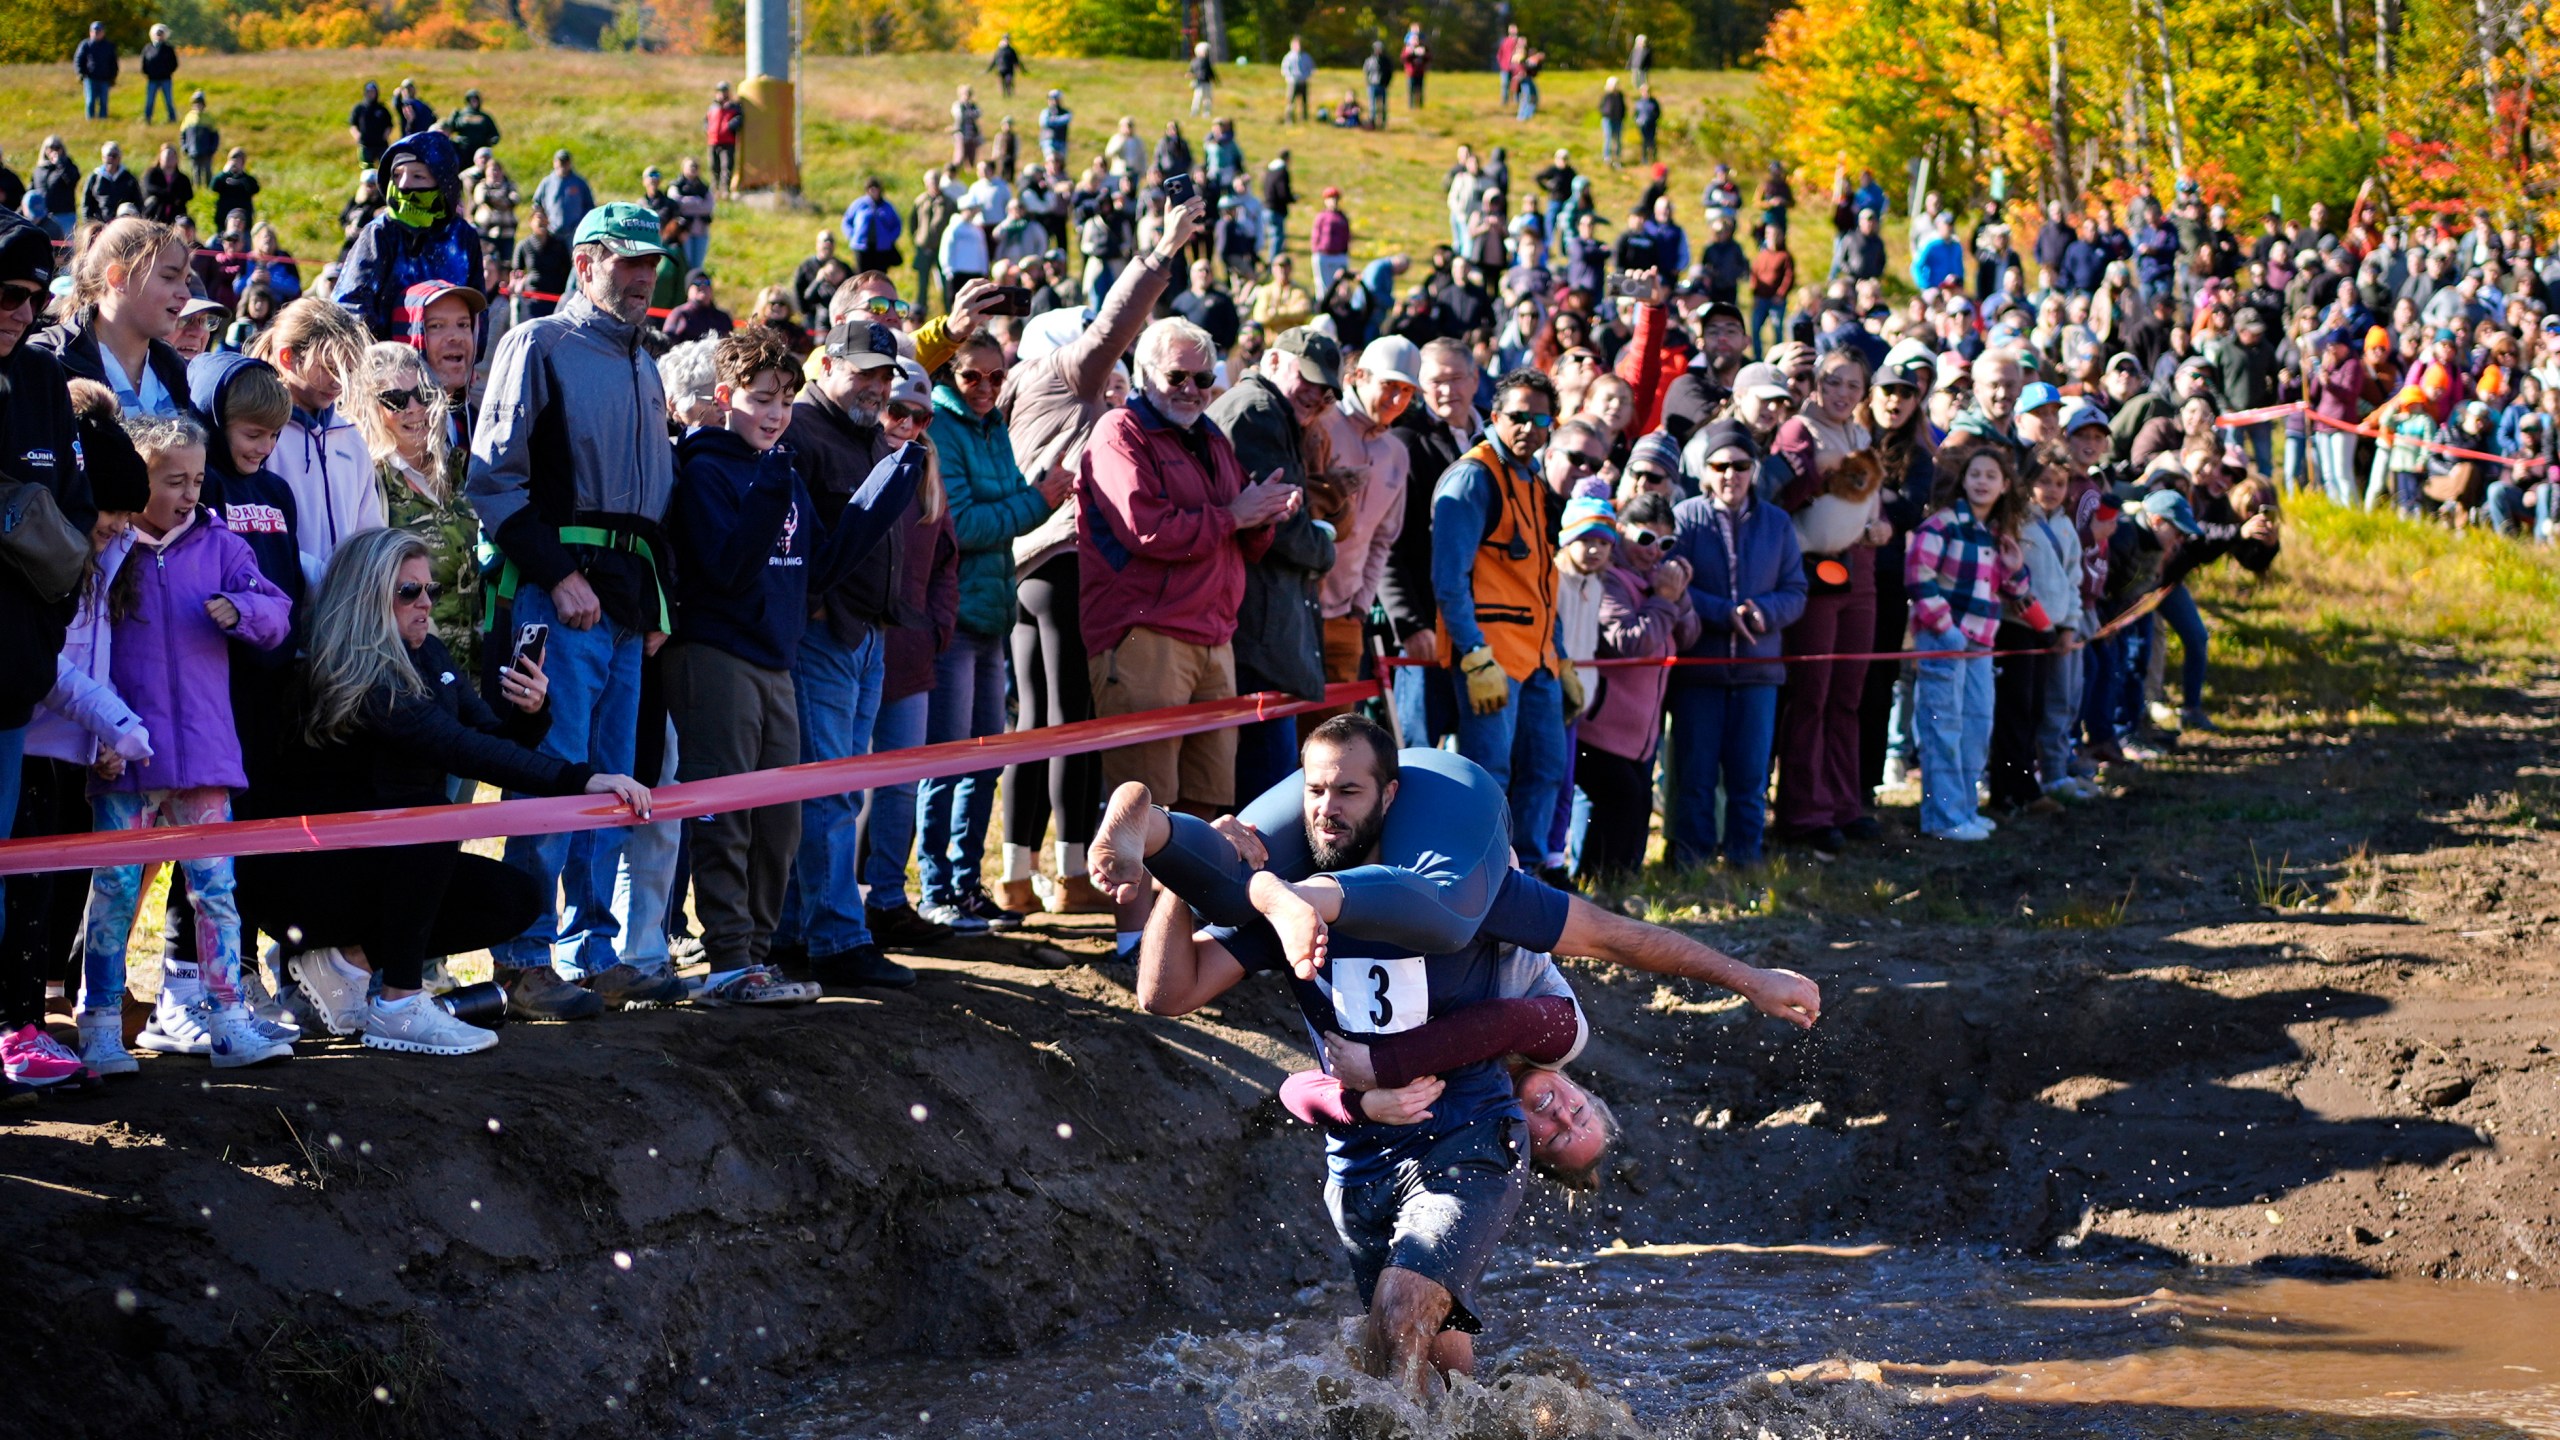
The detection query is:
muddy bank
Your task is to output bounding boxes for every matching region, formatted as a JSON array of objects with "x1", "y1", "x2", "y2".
[{"x1": 6, "y1": 682, "x2": 2560, "y2": 1438}]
